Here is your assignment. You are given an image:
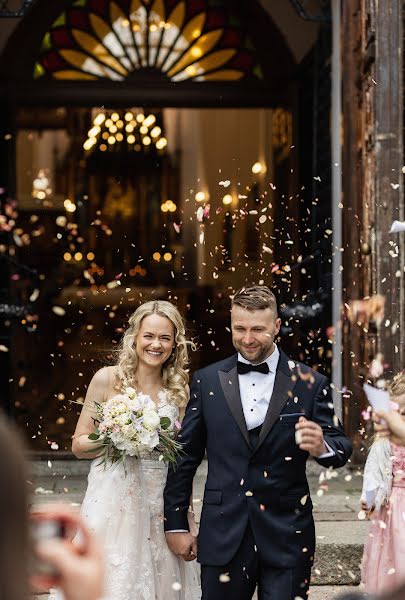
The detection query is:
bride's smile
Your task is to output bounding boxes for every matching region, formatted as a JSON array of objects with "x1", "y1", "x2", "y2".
[{"x1": 135, "y1": 313, "x2": 175, "y2": 368}]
